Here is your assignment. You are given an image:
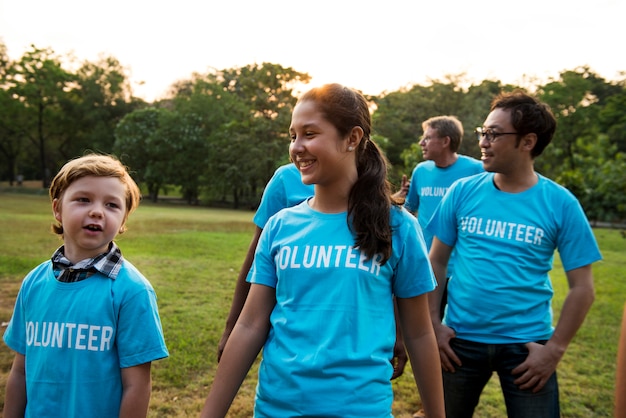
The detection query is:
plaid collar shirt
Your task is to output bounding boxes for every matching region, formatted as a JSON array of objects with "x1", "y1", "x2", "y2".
[{"x1": 51, "y1": 242, "x2": 124, "y2": 283}]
